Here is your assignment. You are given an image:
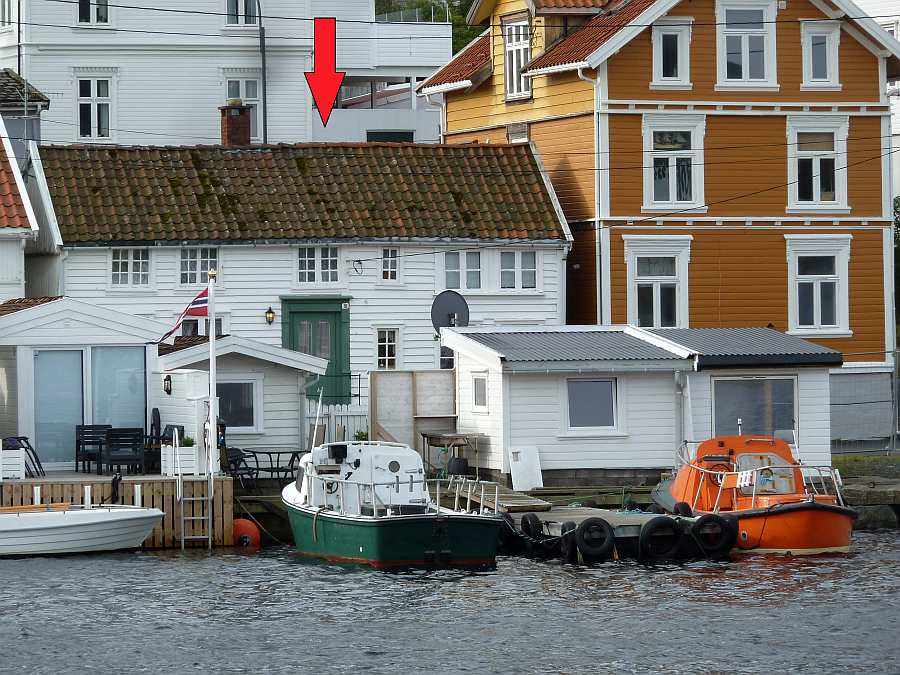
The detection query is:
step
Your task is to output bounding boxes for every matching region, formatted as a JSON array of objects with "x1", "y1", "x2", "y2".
[{"x1": 181, "y1": 535, "x2": 211, "y2": 541}]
